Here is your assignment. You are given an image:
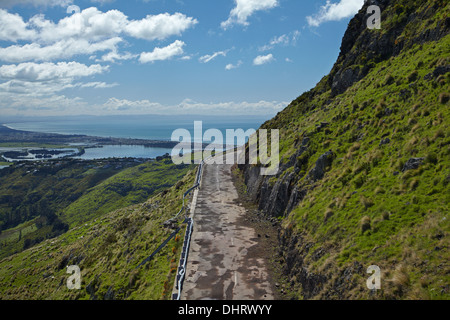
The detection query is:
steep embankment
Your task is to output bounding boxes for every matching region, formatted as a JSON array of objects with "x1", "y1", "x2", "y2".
[{"x1": 239, "y1": 0, "x2": 449, "y2": 299}]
